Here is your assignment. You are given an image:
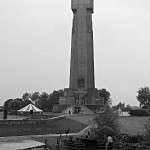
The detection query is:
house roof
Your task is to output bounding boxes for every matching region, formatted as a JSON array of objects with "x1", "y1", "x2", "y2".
[
  {"x1": 120, "y1": 107, "x2": 144, "y2": 112},
  {"x1": 120, "y1": 107, "x2": 131, "y2": 112}
]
